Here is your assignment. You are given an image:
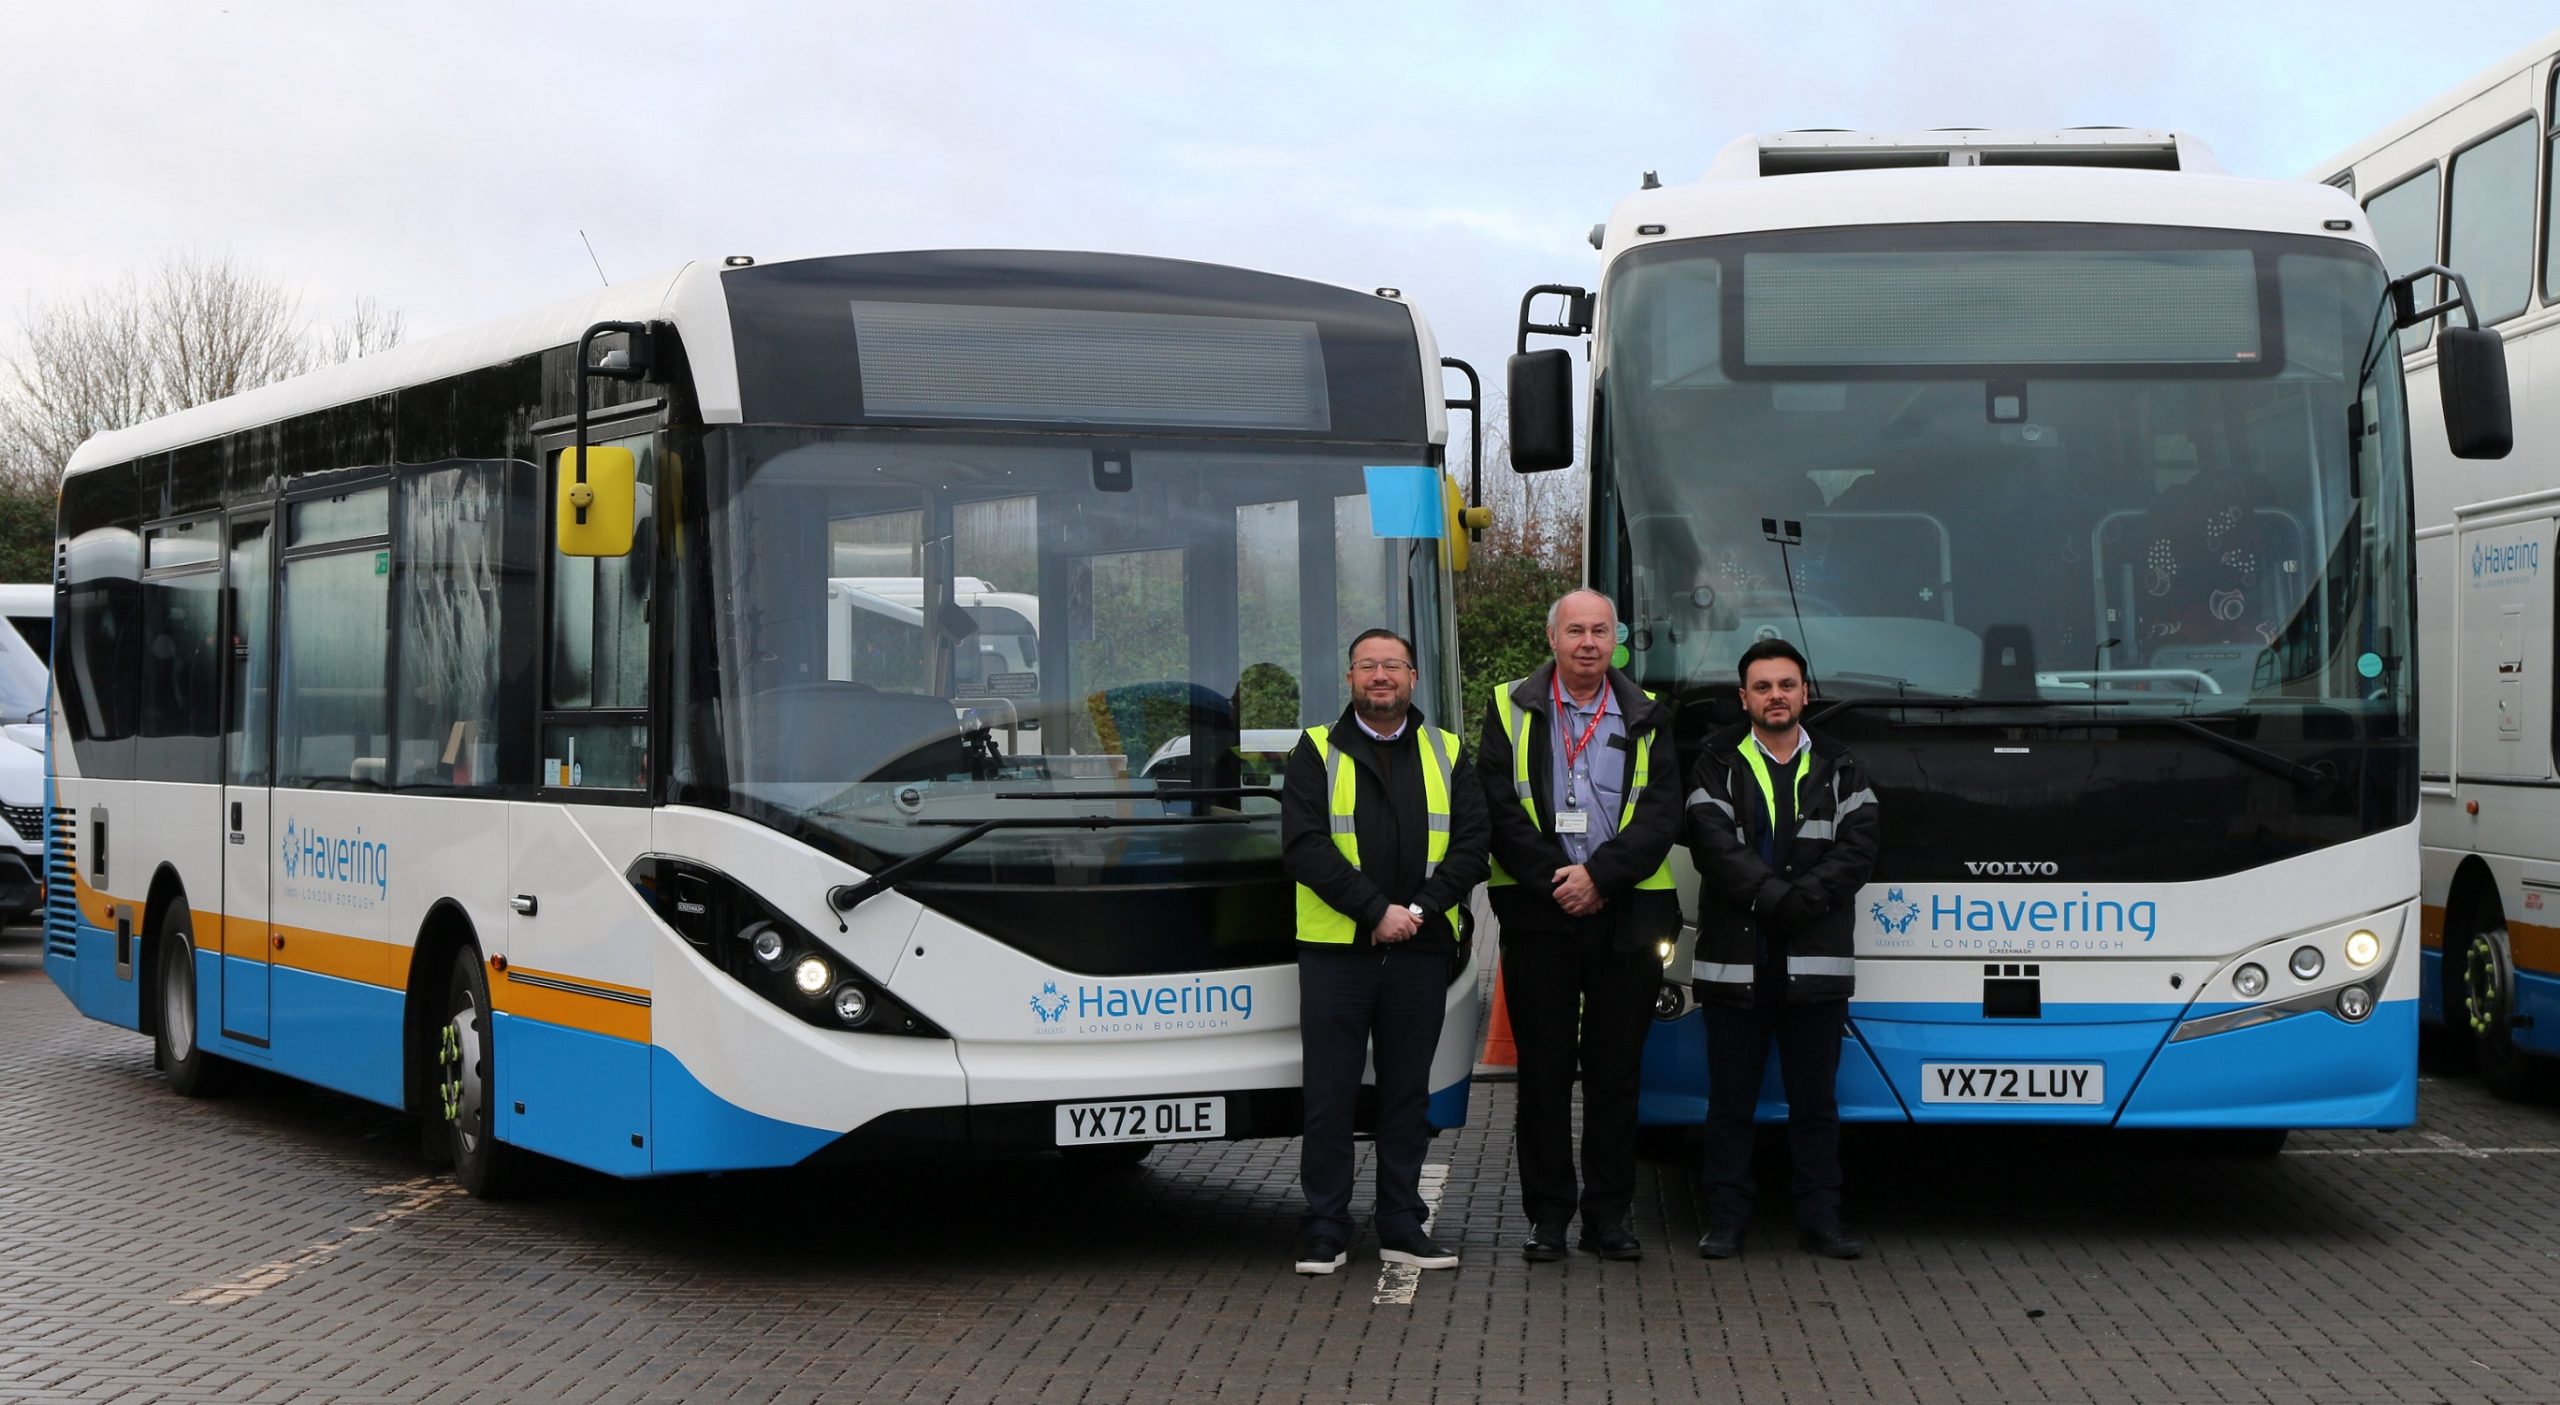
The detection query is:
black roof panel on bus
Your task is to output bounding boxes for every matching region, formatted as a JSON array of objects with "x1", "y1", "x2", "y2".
[{"x1": 722, "y1": 250, "x2": 1428, "y2": 443}]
